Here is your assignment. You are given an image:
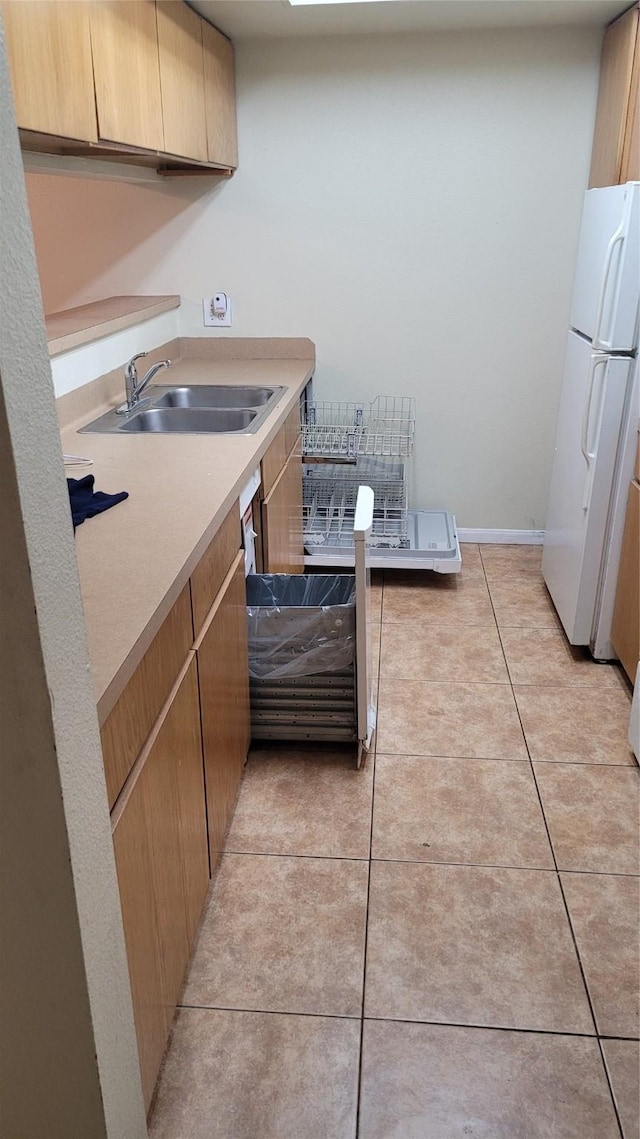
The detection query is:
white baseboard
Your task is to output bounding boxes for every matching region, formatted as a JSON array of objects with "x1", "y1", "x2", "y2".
[{"x1": 458, "y1": 528, "x2": 545, "y2": 545}]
